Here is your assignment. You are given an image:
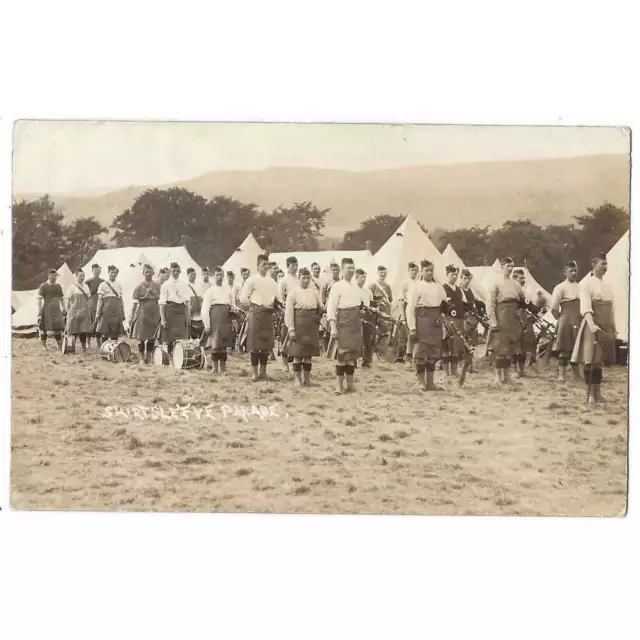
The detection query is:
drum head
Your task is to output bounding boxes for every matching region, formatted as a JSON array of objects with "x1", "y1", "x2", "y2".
[
  {"x1": 114, "y1": 342, "x2": 131, "y2": 363},
  {"x1": 173, "y1": 342, "x2": 185, "y2": 370},
  {"x1": 153, "y1": 346, "x2": 166, "y2": 366}
]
